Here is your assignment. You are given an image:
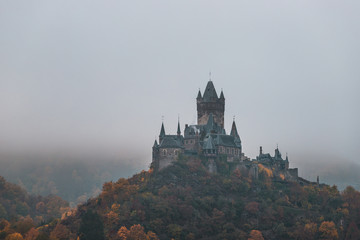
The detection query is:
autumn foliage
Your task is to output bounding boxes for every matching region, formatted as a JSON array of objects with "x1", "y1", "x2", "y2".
[{"x1": 1, "y1": 156, "x2": 360, "y2": 240}]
